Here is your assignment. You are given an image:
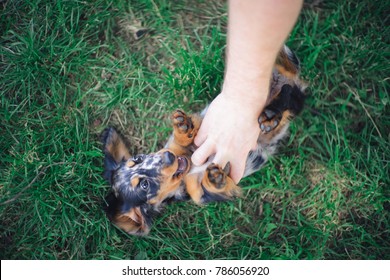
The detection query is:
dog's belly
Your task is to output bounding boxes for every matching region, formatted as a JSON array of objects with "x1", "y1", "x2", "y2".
[{"x1": 165, "y1": 102, "x2": 290, "y2": 180}]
